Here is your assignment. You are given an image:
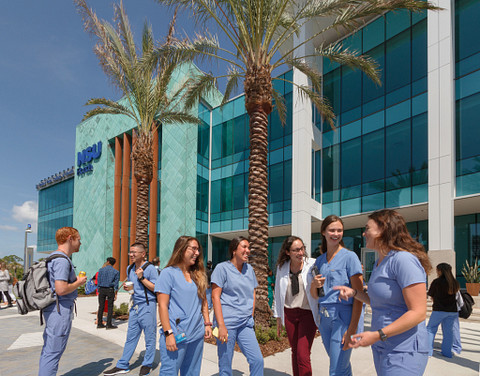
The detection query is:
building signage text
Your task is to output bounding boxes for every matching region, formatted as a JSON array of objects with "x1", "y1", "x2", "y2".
[{"x1": 77, "y1": 141, "x2": 102, "y2": 176}]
